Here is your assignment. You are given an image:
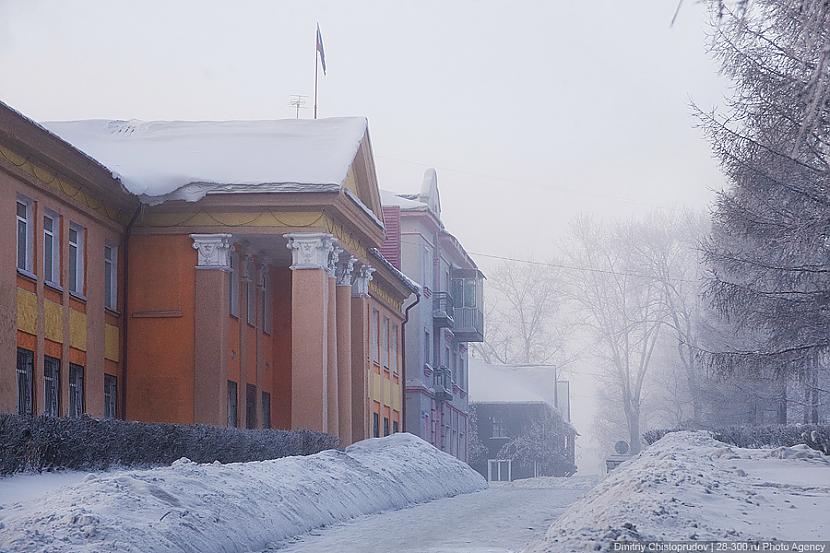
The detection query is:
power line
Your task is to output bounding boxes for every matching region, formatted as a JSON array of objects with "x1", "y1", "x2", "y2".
[{"x1": 466, "y1": 251, "x2": 699, "y2": 284}]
